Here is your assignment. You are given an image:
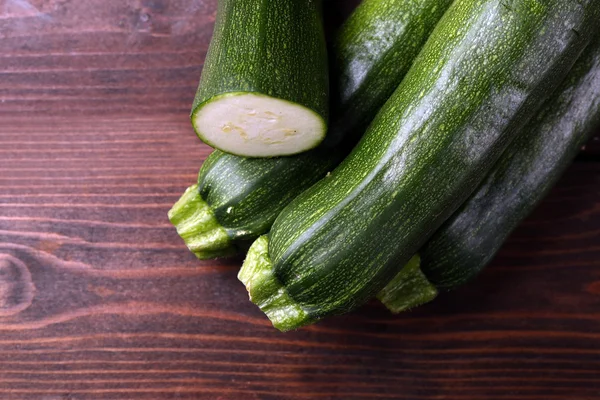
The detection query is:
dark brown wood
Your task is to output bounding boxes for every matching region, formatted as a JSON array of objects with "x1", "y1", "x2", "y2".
[
  {"x1": 581, "y1": 133, "x2": 600, "y2": 158},
  {"x1": 1, "y1": 1, "x2": 599, "y2": 399}
]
